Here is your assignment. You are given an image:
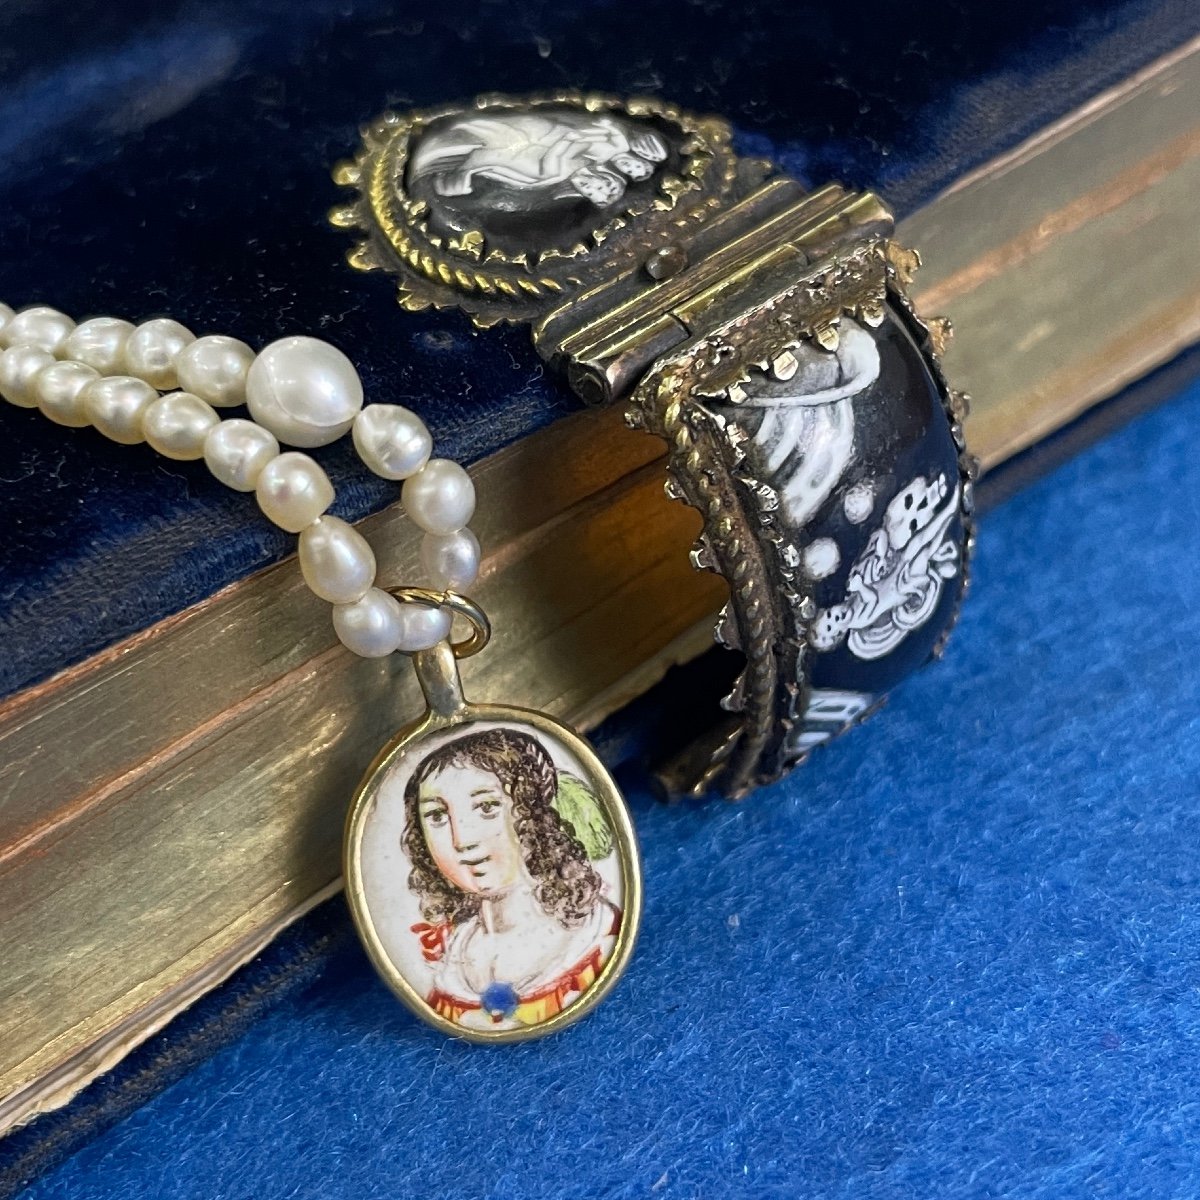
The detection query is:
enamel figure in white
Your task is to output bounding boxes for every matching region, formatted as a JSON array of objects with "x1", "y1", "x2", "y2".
[
  {"x1": 409, "y1": 111, "x2": 668, "y2": 208},
  {"x1": 787, "y1": 688, "x2": 875, "y2": 755},
  {"x1": 706, "y1": 318, "x2": 960, "y2": 664},
  {"x1": 810, "y1": 473, "x2": 961, "y2": 660},
  {"x1": 716, "y1": 319, "x2": 882, "y2": 530},
  {"x1": 356, "y1": 722, "x2": 624, "y2": 1032}
]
